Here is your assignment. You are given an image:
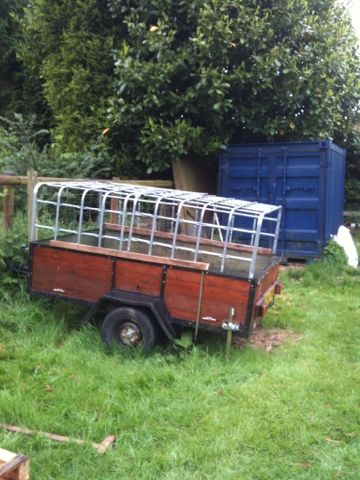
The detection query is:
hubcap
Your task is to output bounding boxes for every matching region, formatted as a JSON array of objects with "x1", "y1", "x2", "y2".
[{"x1": 118, "y1": 321, "x2": 142, "y2": 346}]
